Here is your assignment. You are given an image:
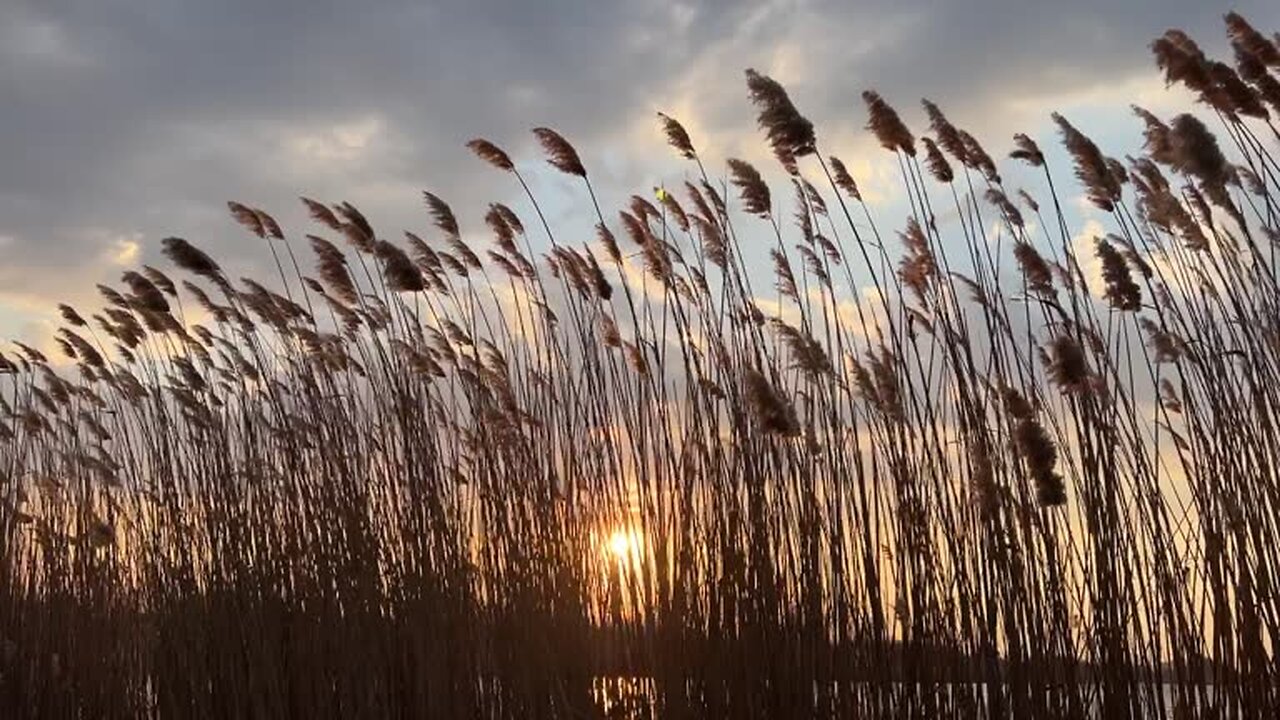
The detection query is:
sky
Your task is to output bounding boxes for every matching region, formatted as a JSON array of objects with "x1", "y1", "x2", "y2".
[{"x1": 2, "y1": 0, "x2": 1278, "y2": 349}]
